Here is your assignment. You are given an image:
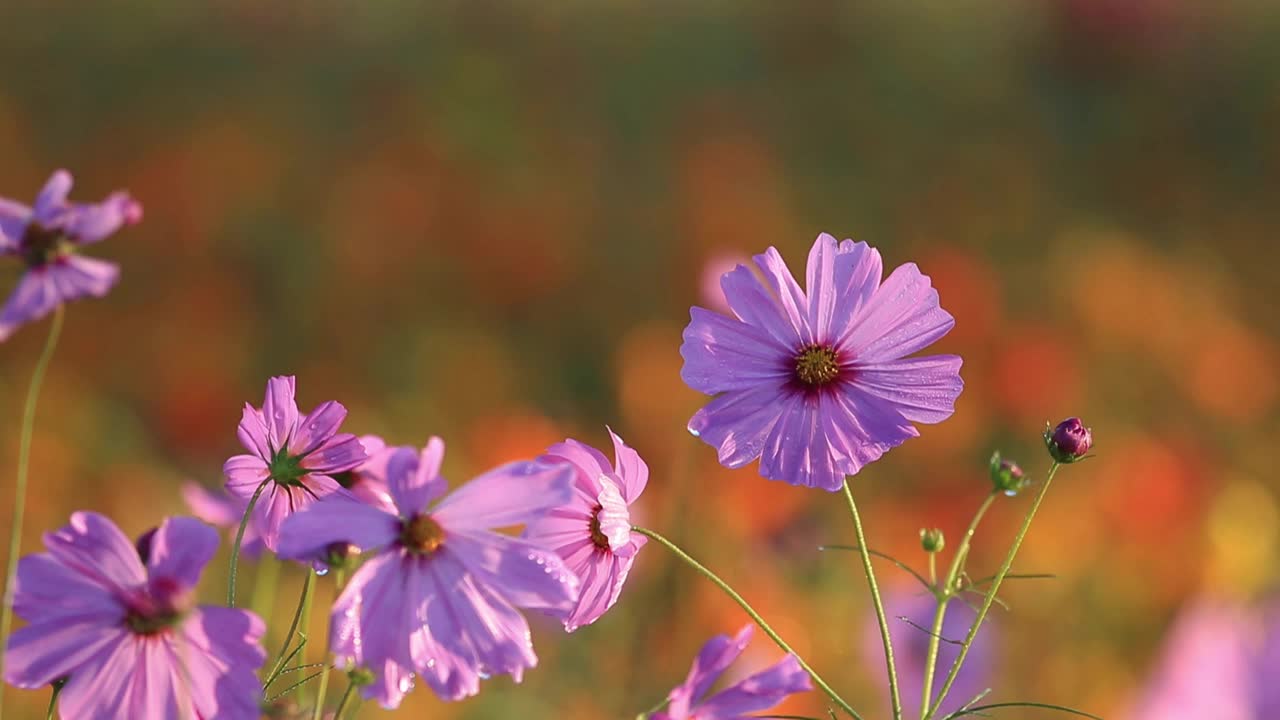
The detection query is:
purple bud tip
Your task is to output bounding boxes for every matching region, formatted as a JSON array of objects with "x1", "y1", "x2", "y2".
[
  {"x1": 134, "y1": 527, "x2": 158, "y2": 564},
  {"x1": 1047, "y1": 417, "x2": 1093, "y2": 463}
]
